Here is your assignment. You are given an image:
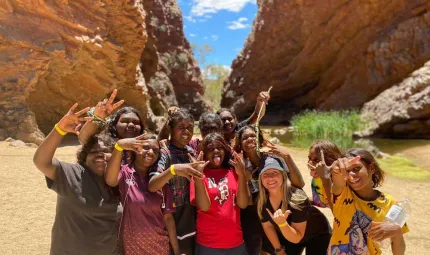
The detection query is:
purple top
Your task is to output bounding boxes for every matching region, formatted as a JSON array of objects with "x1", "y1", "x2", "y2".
[{"x1": 118, "y1": 164, "x2": 175, "y2": 255}]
